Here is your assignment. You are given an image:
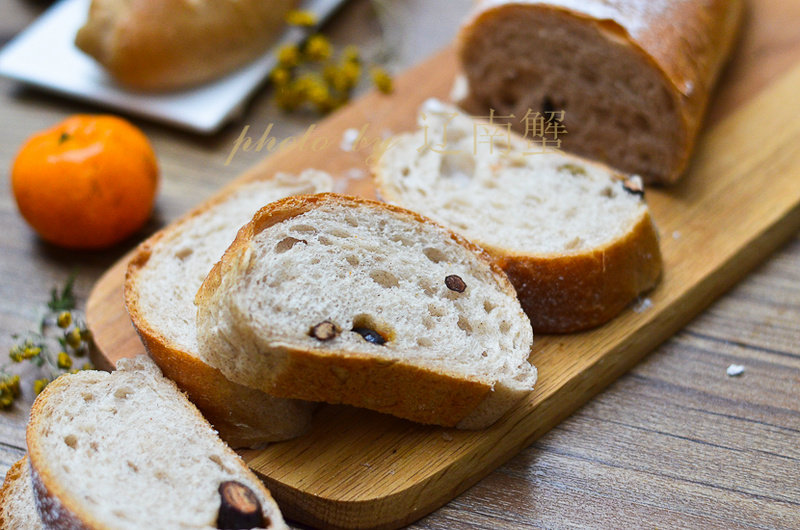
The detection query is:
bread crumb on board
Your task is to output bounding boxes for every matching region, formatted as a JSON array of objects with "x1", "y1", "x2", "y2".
[
  {"x1": 632, "y1": 297, "x2": 653, "y2": 313},
  {"x1": 340, "y1": 128, "x2": 360, "y2": 152},
  {"x1": 727, "y1": 364, "x2": 745, "y2": 377}
]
